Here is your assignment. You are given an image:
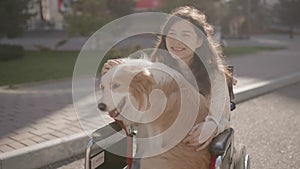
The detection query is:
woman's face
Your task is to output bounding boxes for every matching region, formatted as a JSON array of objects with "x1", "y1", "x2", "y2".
[{"x1": 165, "y1": 20, "x2": 203, "y2": 65}]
